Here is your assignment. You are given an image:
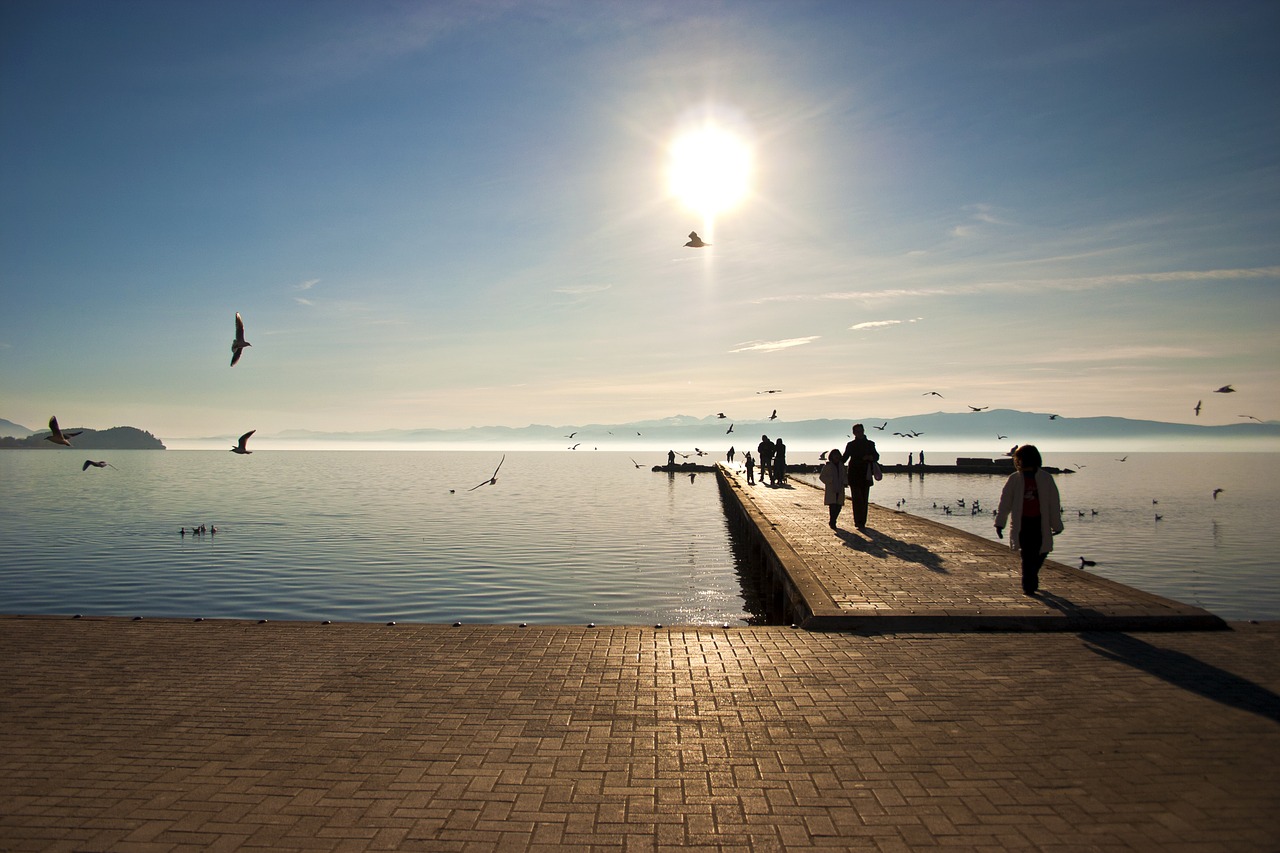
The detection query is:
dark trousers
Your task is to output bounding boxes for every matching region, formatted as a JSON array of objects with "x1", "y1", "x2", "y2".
[
  {"x1": 850, "y1": 482, "x2": 871, "y2": 528},
  {"x1": 828, "y1": 503, "x2": 842, "y2": 527},
  {"x1": 1018, "y1": 521, "x2": 1047, "y2": 594}
]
